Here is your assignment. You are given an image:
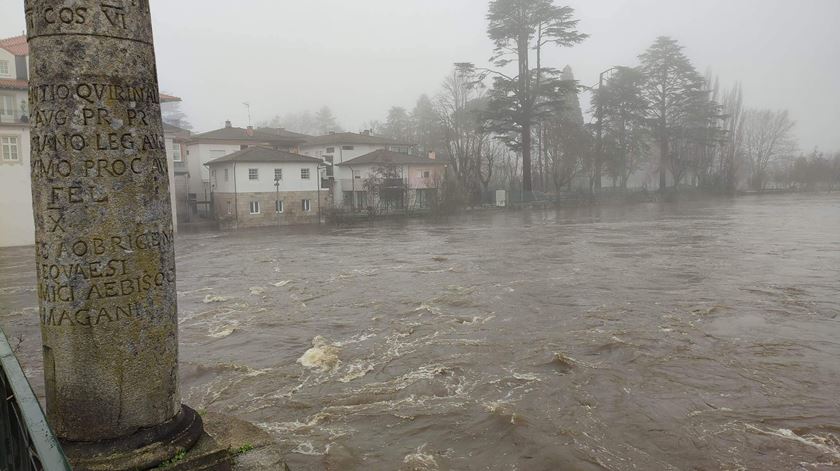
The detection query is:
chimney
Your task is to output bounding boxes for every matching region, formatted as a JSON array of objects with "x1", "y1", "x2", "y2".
[
  {"x1": 225, "y1": 120, "x2": 232, "y2": 128},
  {"x1": 428, "y1": 151, "x2": 436, "y2": 160}
]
